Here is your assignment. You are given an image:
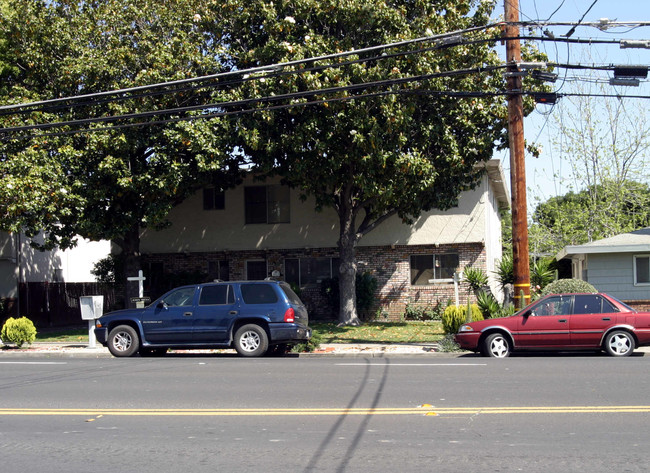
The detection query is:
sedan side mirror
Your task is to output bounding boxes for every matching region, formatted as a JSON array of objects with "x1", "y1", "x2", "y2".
[{"x1": 157, "y1": 301, "x2": 168, "y2": 310}]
